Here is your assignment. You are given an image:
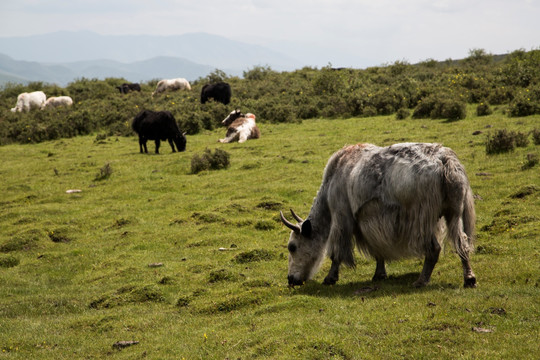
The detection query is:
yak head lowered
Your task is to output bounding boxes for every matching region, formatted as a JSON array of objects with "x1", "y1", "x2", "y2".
[{"x1": 280, "y1": 209, "x2": 326, "y2": 286}]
